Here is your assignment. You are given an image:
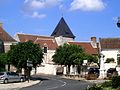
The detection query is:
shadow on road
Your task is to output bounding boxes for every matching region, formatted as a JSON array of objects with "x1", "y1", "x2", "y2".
[{"x1": 30, "y1": 76, "x2": 49, "y2": 81}]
